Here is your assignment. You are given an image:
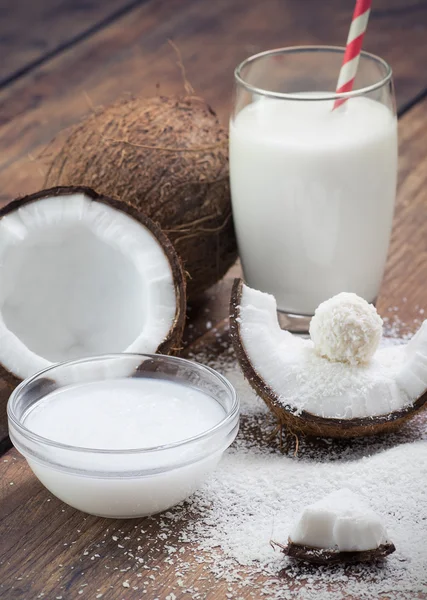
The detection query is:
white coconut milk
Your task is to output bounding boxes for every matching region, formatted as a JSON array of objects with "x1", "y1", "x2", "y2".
[
  {"x1": 23, "y1": 378, "x2": 226, "y2": 517},
  {"x1": 229, "y1": 96, "x2": 397, "y2": 315}
]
